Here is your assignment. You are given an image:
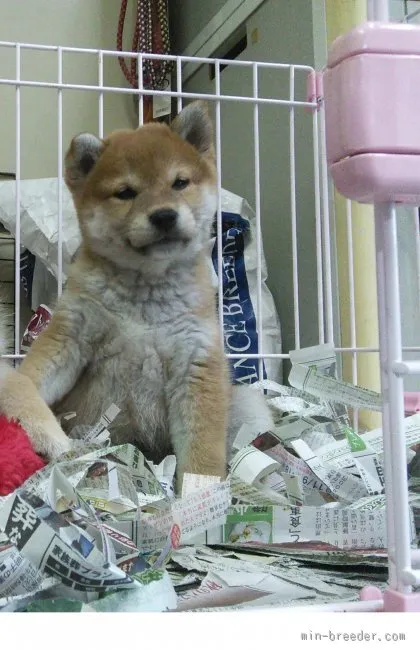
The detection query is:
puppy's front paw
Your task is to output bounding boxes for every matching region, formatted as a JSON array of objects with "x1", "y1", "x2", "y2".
[
  {"x1": 20, "y1": 417, "x2": 71, "y2": 461},
  {"x1": 0, "y1": 368, "x2": 71, "y2": 462},
  {"x1": 37, "y1": 424, "x2": 71, "y2": 461}
]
